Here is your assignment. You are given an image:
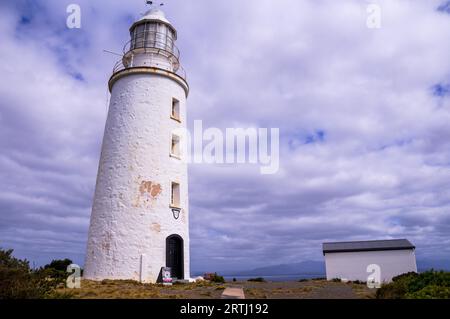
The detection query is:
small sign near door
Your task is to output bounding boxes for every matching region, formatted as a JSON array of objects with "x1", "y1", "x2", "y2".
[{"x1": 162, "y1": 267, "x2": 172, "y2": 285}]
